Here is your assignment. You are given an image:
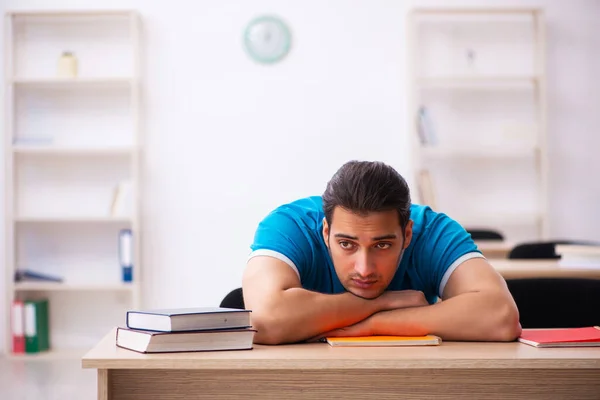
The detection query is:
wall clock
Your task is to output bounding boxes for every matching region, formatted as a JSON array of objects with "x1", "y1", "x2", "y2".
[{"x1": 243, "y1": 16, "x2": 291, "y2": 64}]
